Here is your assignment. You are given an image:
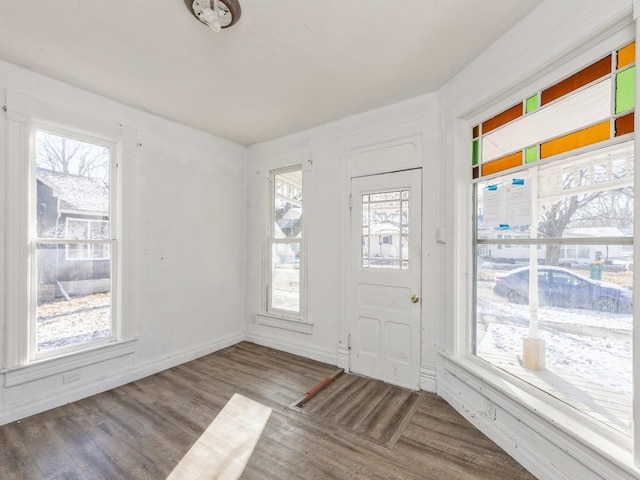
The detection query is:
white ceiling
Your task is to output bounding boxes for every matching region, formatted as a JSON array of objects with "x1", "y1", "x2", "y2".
[{"x1": 0, "y1": 0, "x2": 542, "y2": 146}]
